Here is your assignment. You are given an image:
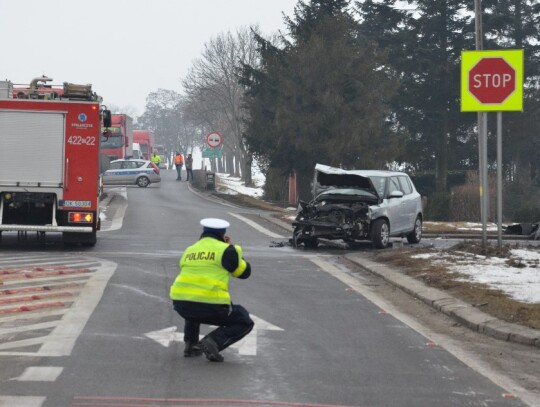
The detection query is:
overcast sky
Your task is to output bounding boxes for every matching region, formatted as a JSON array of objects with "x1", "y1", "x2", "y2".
[{"x1": 1, "y1": 0, "x2": 298, "y2": 117}]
